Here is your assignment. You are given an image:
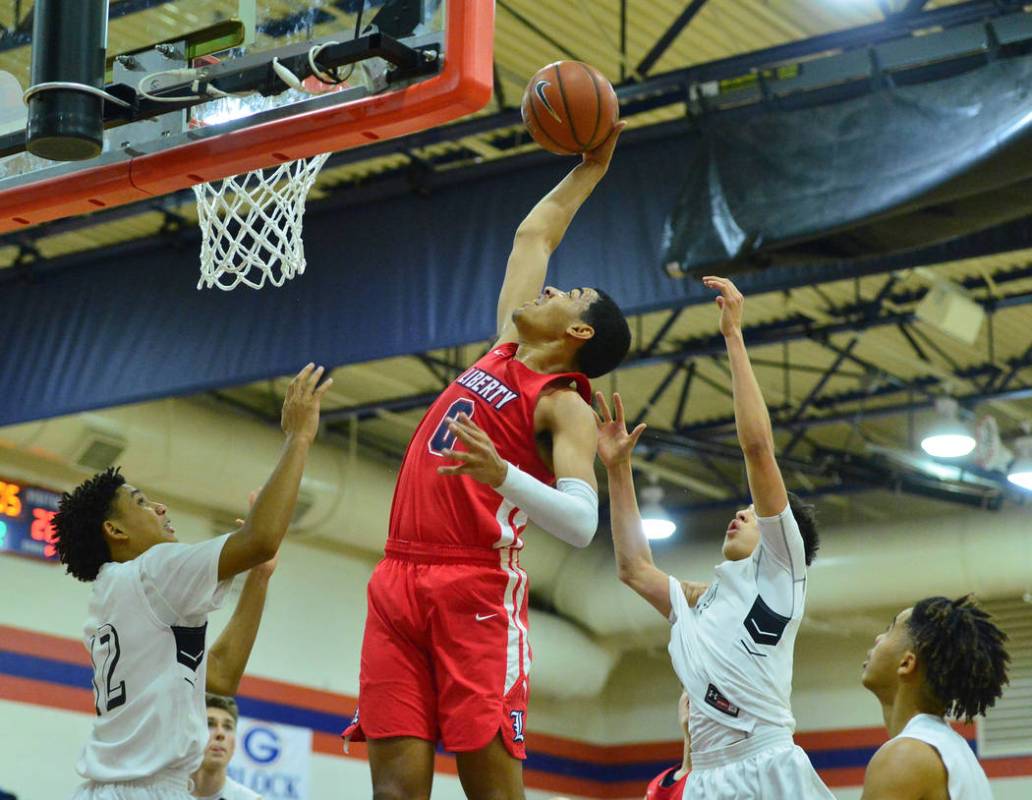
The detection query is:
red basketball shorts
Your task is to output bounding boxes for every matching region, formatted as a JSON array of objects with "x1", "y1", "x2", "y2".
[{"x1": 343, "y1": 540, "x2": 531, "y2": 759}]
